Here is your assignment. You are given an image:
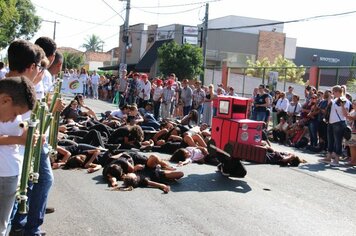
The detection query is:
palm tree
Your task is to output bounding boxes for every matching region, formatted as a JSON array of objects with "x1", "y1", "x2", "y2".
[{"x1": 81, "y1": 34, "x2": 104, "y2": 52}]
